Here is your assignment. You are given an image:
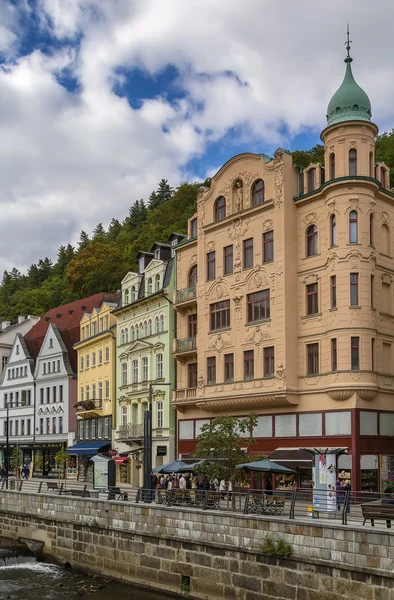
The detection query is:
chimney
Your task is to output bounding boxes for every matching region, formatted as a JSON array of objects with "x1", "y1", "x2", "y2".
[
  {"x1": 18, "y1": 315, "x2": 26, "y2": 324},
  {"x1": 1, "y1": 321, "x2": 10, "y2": 330}
]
